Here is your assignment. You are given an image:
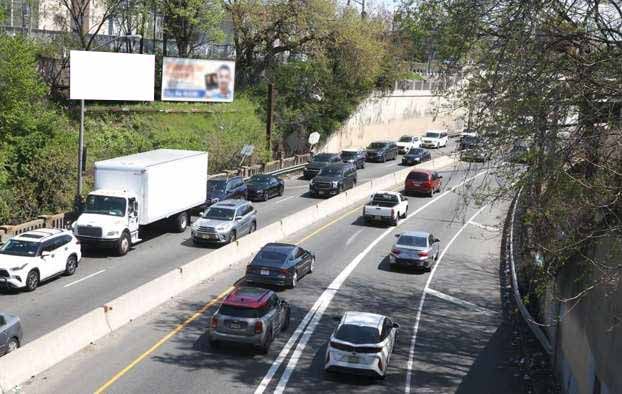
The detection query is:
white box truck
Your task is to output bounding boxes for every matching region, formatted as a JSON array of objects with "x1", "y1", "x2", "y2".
[{"x1": 72, "y1": 149, "x2": 208, "y2": 255}]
